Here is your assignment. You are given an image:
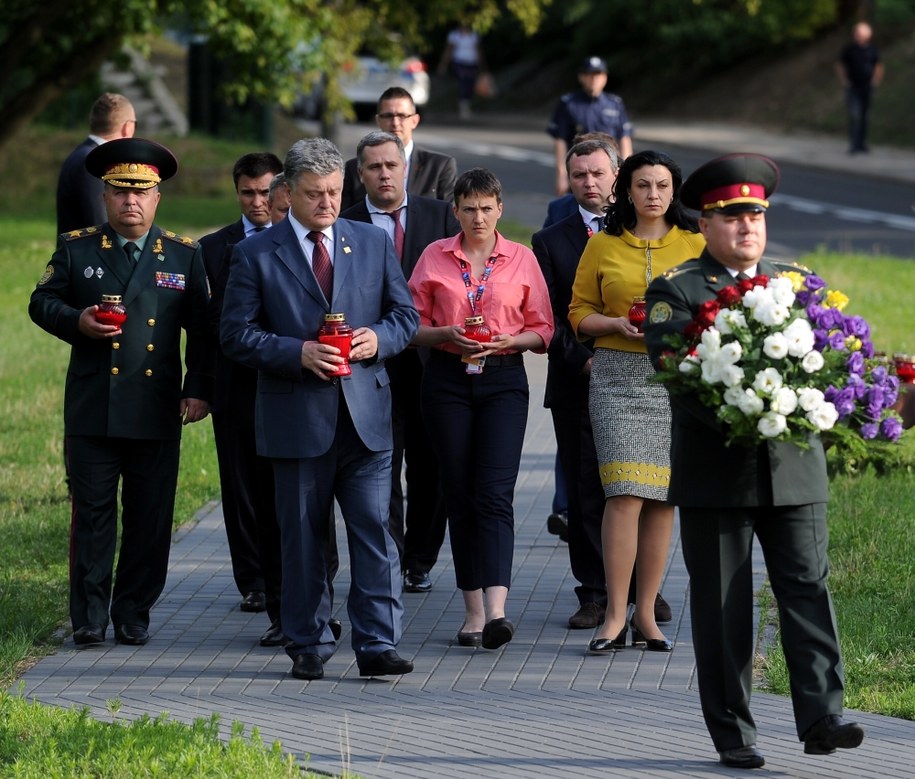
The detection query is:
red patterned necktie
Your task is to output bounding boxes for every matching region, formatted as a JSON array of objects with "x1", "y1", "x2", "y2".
[
  {"x1": 308, "y1": 231, "x2": 333, "y2": 300},
  {"x1": 387, "y1": 207, "x2": 404, "y2": 261}
]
